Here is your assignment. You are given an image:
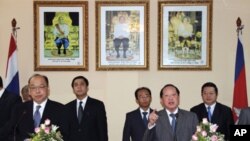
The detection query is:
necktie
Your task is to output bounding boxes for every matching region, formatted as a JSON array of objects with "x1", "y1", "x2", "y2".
[
  {"x1": 78, "y1": 101, "x2": 84, "y2": 123},
  {"x1": 170, "y1": 113, "x2": 176, "y2": 133},
  {"x1": 207, "y1": 106, "x2": 212, "y2": 122},
  {"x1": 142, "y1": 112, "x2": 148, "y2": 126},
  {"x1": 34, "y1": 105, "x2": 41, "y2": 128}
]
